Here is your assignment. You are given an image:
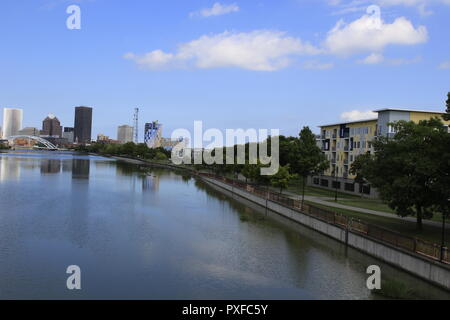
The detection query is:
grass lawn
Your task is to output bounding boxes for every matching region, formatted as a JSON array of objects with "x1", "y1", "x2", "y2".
[
  {"x1": 286, "y1": 178, "x2": 360, "y2": 199},
  {"x1": 333, "y1": 199, "x2": 395, "y2": 213},
  {"x1": 323, "y1": 199, "x2": 445, "y2": 223},
  {"x1": 304, "y1": 200, "x2": 450, "y2": 247}
]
